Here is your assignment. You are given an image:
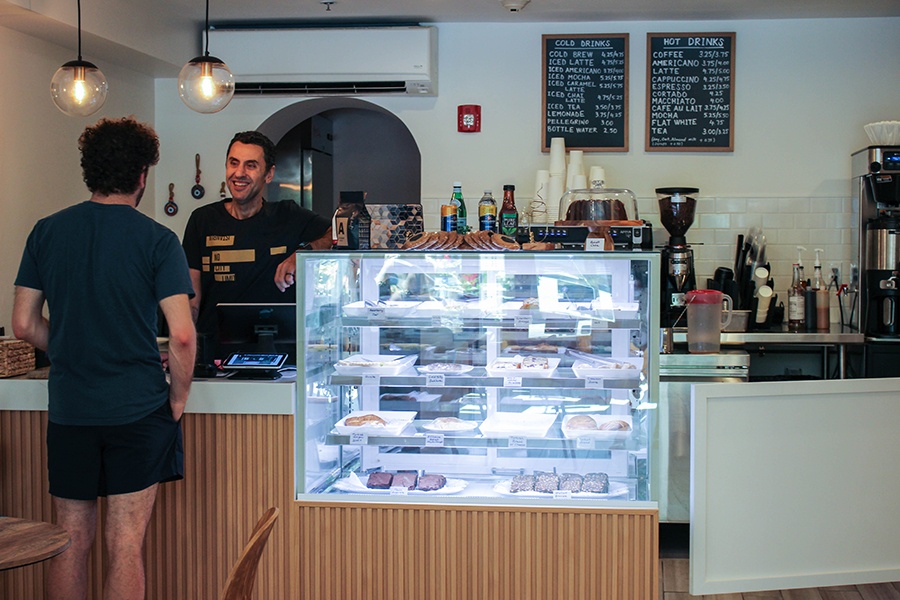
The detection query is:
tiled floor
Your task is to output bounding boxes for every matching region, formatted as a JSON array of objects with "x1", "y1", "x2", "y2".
[{"x1": 658, "y1": 524, "x2": 900, "y2": 600}]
